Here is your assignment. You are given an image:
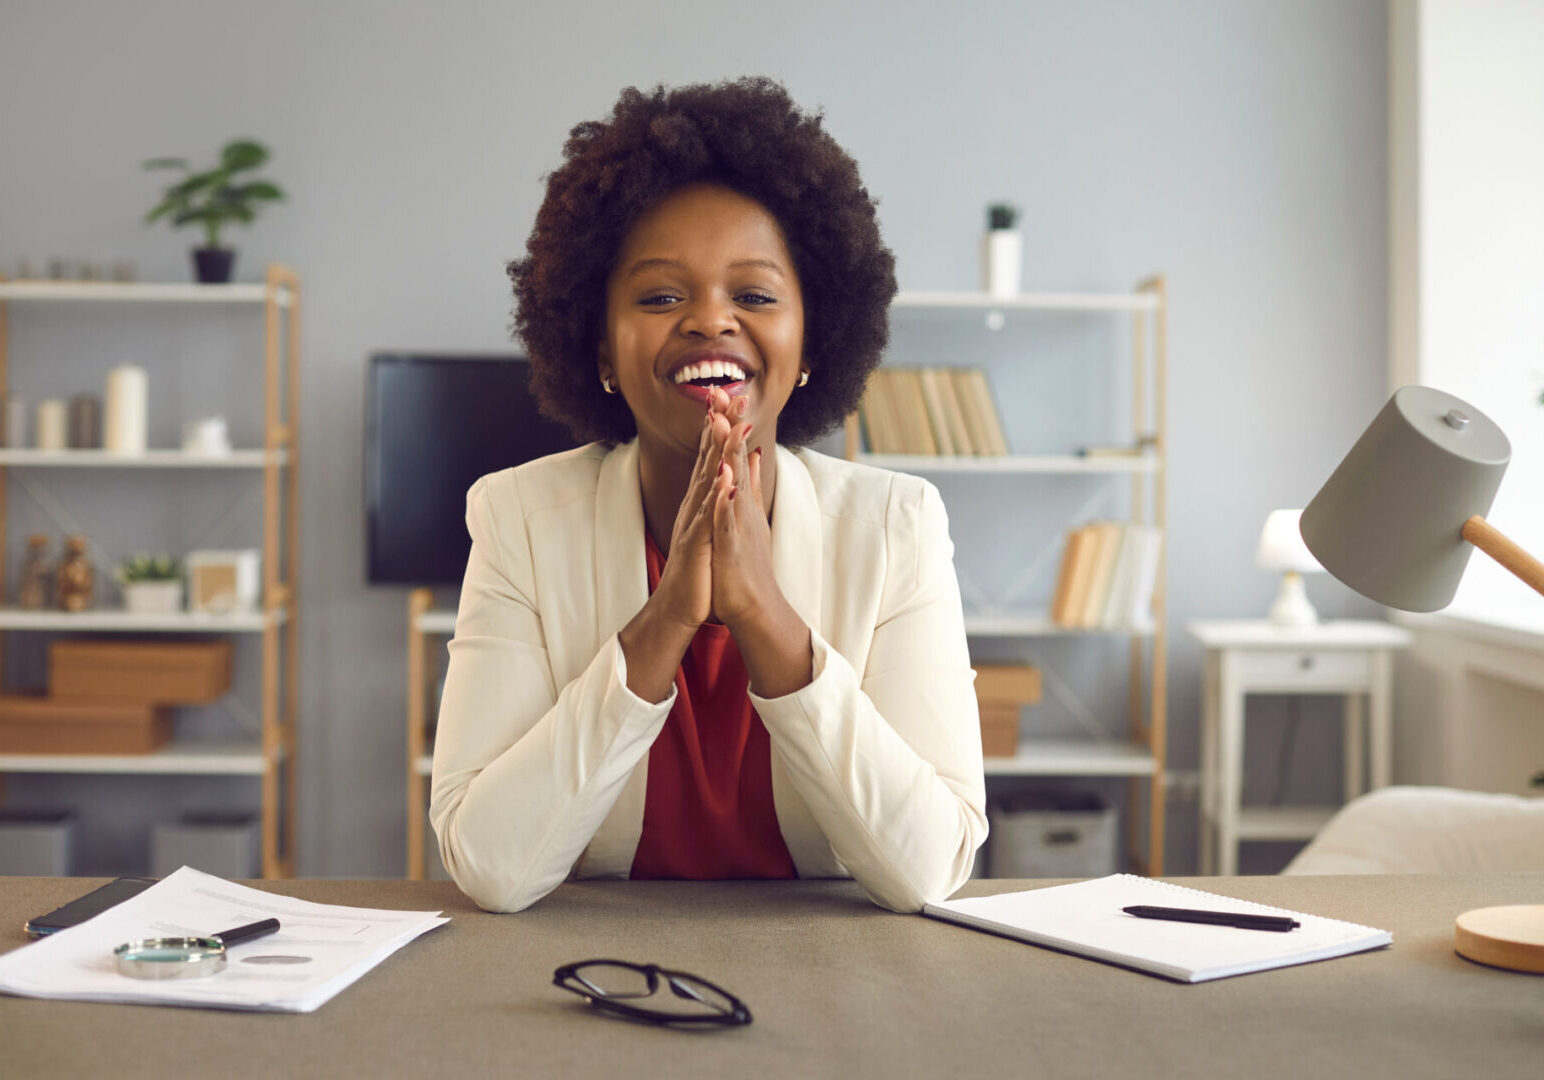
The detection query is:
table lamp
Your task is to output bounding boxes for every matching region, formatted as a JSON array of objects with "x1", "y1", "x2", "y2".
[
  {"x1": 1256, "y1": 509, "x2": 1324, "y2": 626},
  {"x1": 1300, "y1": 384, "x2": 1544, "y2": 974}
]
